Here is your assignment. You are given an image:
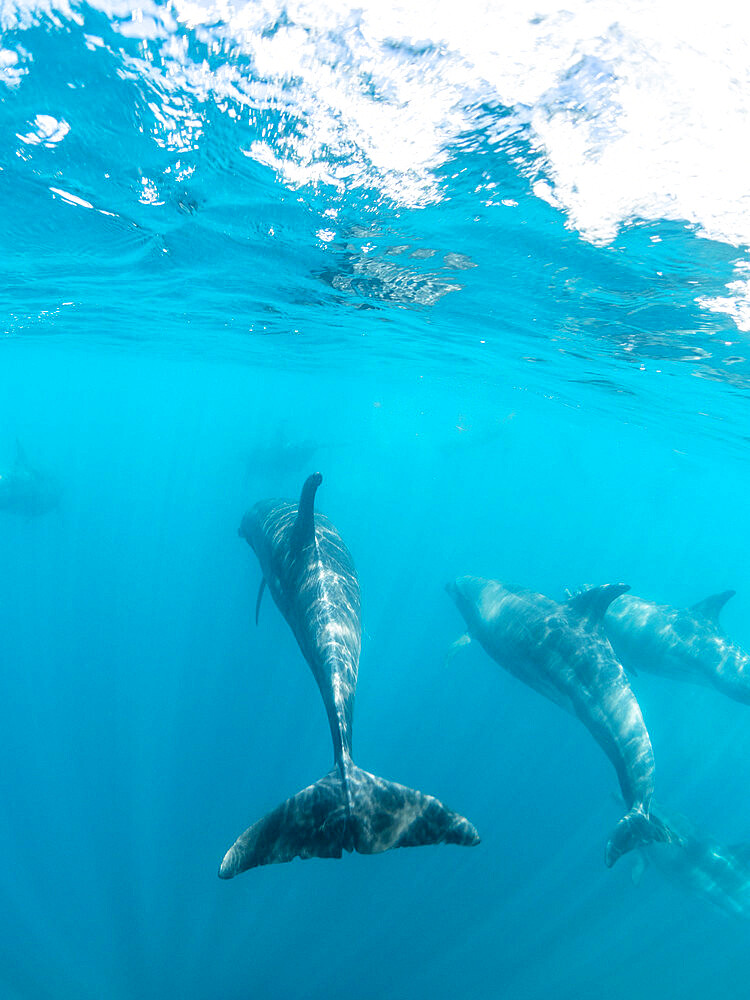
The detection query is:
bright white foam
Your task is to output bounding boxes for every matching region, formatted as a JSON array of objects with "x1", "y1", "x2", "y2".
[
  {"x1": 0, "y1": 46, "x2": 26, "y2": 87},
  {"x1": 697, "y1": 261, "x2": 750, "y2": 333},
  {"x1": 17, "y1": 113, "x2": 70, "y2": 145},
  {"x1": 166, "y1": 1, "x2": 750, "y2": 245}
]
